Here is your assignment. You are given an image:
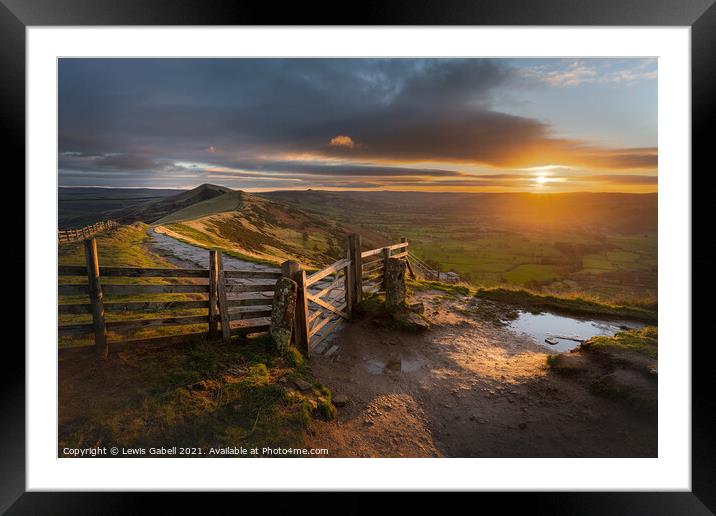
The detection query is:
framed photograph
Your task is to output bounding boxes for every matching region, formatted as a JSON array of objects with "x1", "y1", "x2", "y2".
[{"x1": 7, "y1": 0, "x2": 714, "y2": 511}]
